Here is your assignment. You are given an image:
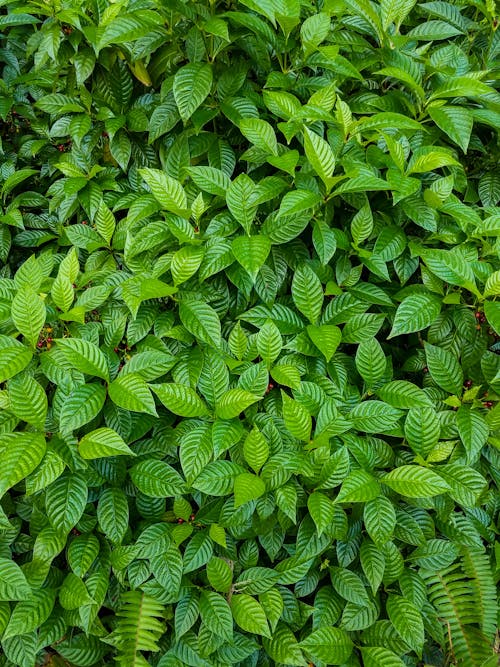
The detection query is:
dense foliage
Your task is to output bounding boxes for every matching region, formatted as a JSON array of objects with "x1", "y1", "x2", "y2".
[{"x1": 0, "y1": 0, "x2": 499, "y2": 665}]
